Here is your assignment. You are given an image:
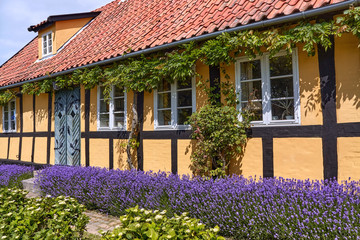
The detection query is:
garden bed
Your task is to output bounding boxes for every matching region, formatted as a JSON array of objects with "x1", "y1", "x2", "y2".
[
  {"x1": 0, "y1": 163, "x2": 34, "y2": 188},
  {"x1": 36, "y1": 165, "x2": 360, "y2": 239}
]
